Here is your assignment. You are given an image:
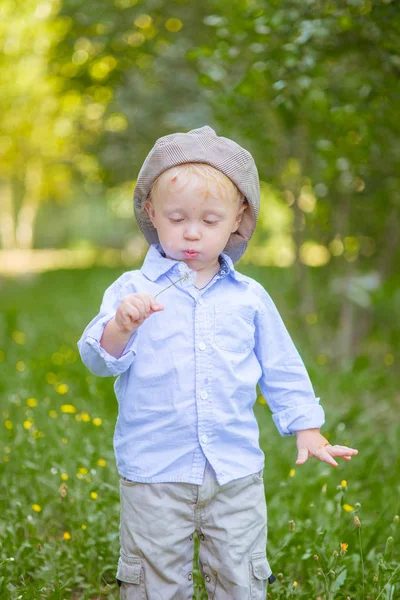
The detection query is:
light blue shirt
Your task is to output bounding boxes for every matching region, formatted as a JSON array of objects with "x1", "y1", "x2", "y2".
[{"x1": 77, "y1": 244, "x2": 325, "y2": 485}]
